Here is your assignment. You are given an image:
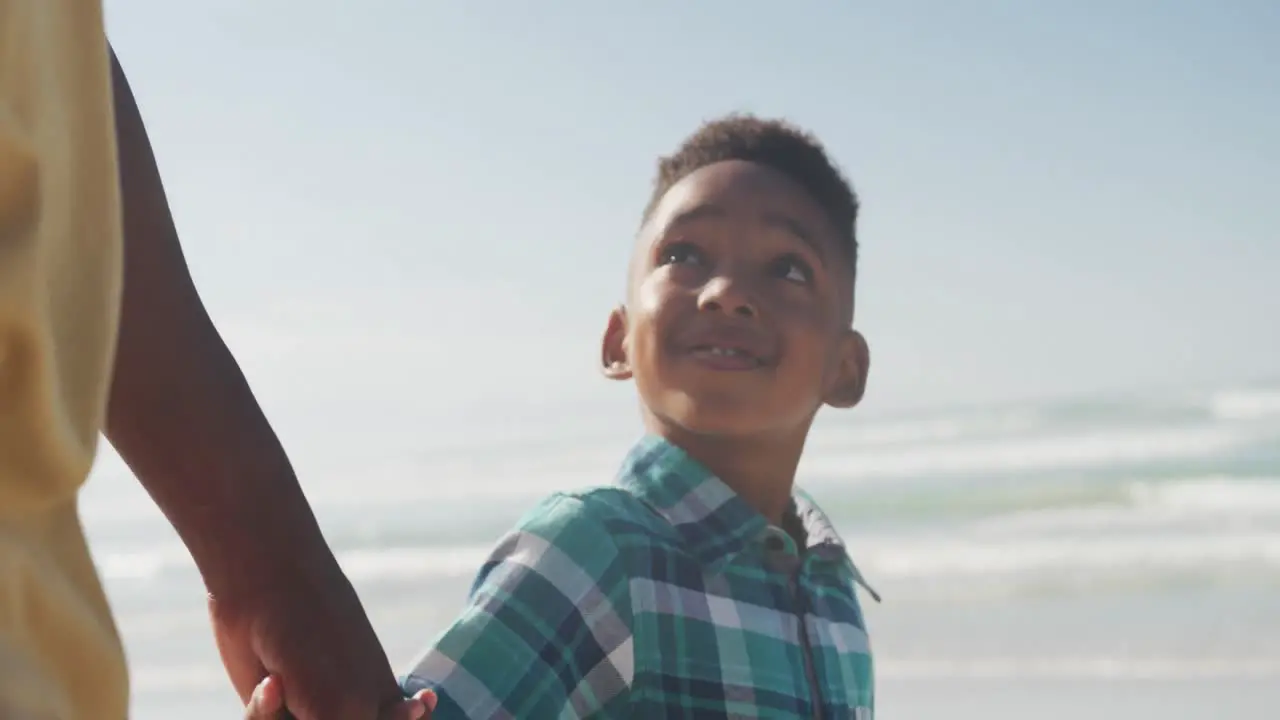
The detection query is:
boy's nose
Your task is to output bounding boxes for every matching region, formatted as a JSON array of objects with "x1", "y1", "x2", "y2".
[{"x1": 697, "y1": 276, "x2": 757, "y2": 319}]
